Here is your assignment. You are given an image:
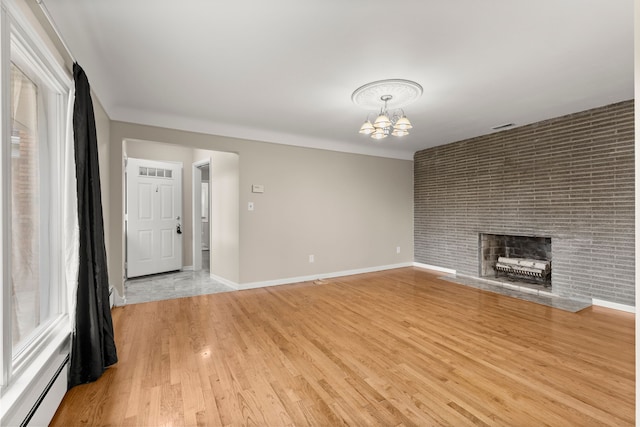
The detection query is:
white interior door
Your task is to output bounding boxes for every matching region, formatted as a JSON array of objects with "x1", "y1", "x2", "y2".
[{"x1": 126, "y1": 157, "x2": 183, "y2": 278}]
